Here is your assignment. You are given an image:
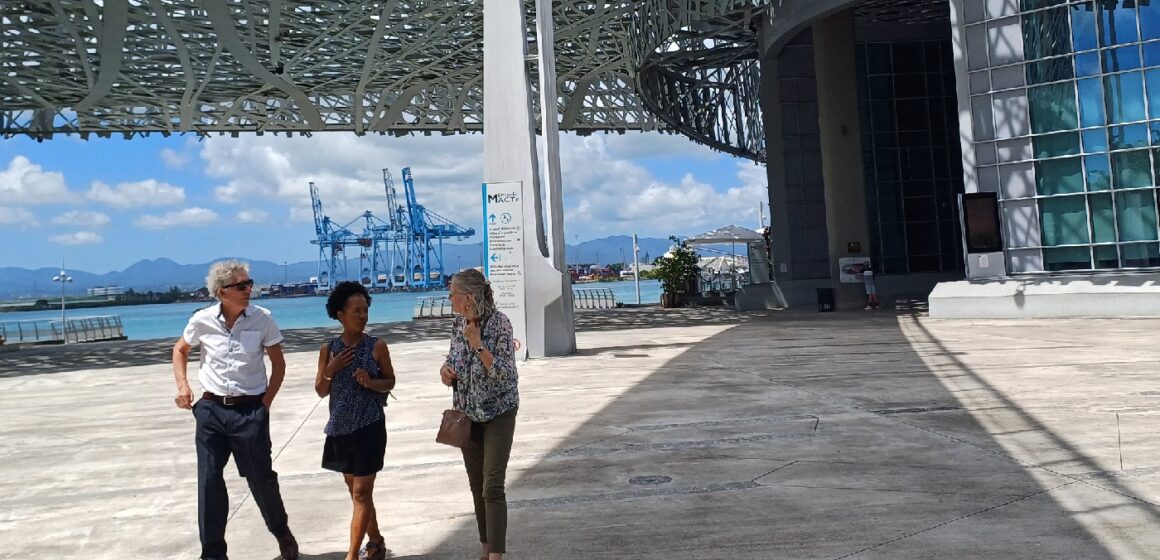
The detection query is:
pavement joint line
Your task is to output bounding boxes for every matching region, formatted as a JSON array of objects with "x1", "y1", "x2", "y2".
[
  {"x1": 555, "y1": 428, "x2": 631, "y2": 456},
  {"x1": 507, "y1": 480, "x2": 761, "y2": 509},
  {"x1": 751, "y1": 460, "x2": 798, "y2": 484},
  {"x1": 282, "y1": 433, "x2": 819, "y2": 483},
  {"x1": 625, "y1": 414, "x2": 821, "y2": 432},
  {"x1": 769, "y1": 483, "x2": 1036, "y2": 498},
  {"x1": 870, "y1": 405, "x2": 963, "y2": 415},
  {"x1": 1075, "y1": 465, "x2": 1160, "y2": 480},
  {"x1": 829, "y1": 482, "x2": 1074, "y2": 560}
]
